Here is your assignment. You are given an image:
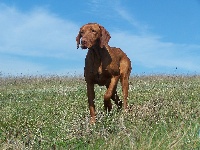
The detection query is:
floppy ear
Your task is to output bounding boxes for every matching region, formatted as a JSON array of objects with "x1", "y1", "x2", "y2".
[
  {"x1": 76, "y1": 30, "x2": 81, "y2": 49},
  {"x1": 99, "y1": 25, "x2": 111, "y2": 48}
]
